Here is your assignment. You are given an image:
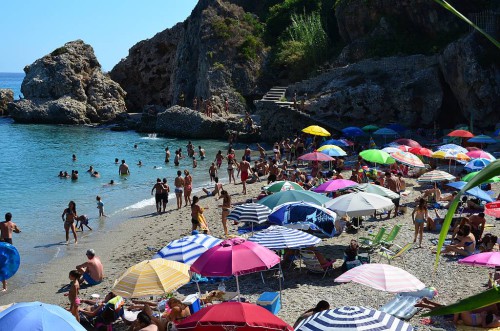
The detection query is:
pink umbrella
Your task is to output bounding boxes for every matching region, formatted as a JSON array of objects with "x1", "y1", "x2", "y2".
[
  {"x1": 298, "y1": 152, "x2": 335, "y2": 162},
  {"x1": 335, "y1": 263, "x2": 425, "y2": 293},
  {"x1": 485, "y1": 202, "x2": 500, "y2": 218},
  {"x1": 314, "y1": 179, "x2": 358, "y2": 193},
  {"x1": 459, "y1": 252, "x2": 500, "y2": 267},
  {"x1": 466, "y1": 147, "x2": 482, "y2": 151},
  {"x1": 466, "y1": 150, "x2": 496, "y2": 160},
  {"x1": 394, "y1": 138, "x2": 421, "y2": 148},
  {"x1": 190, "y1": 238, "x2": 281, "y2": 296}
]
